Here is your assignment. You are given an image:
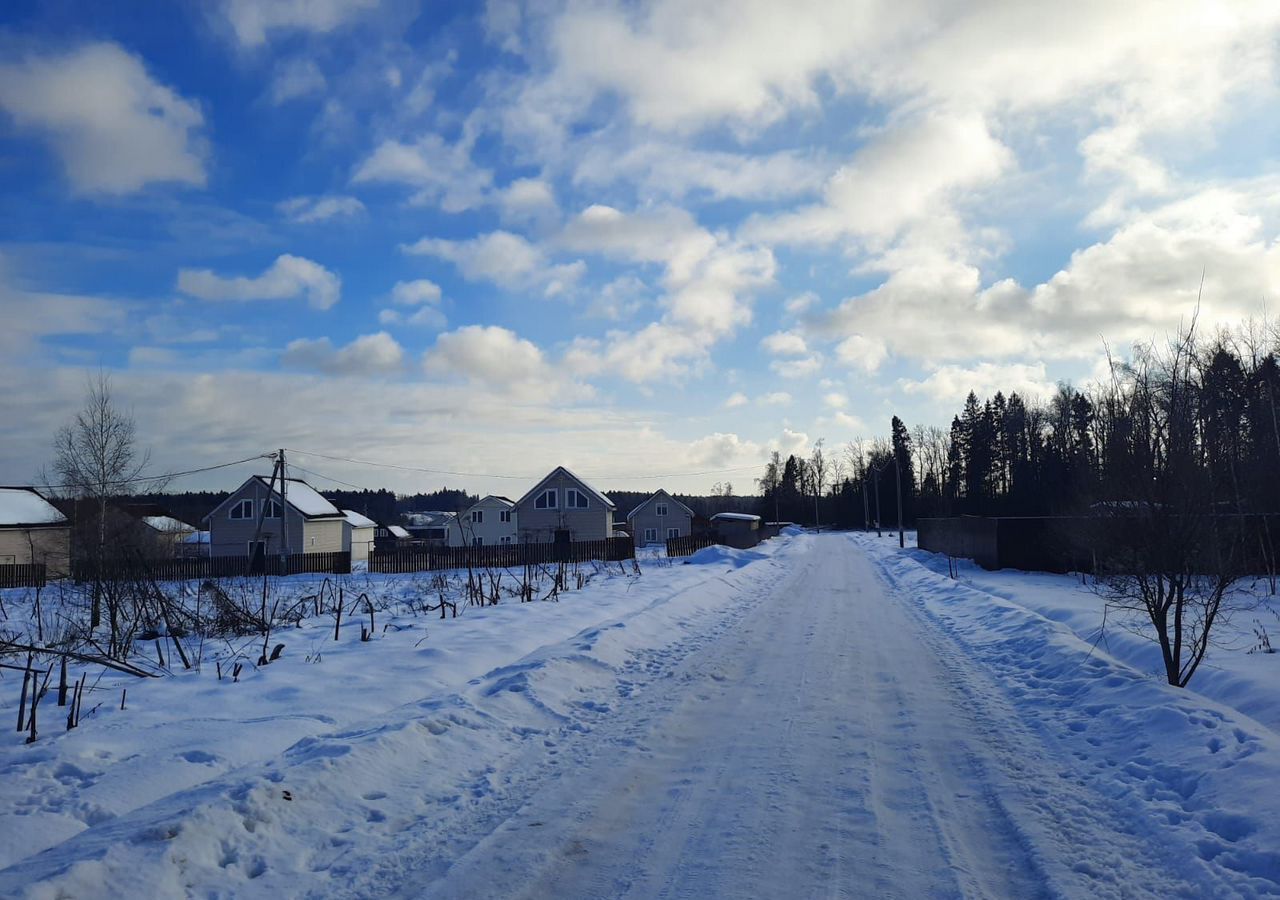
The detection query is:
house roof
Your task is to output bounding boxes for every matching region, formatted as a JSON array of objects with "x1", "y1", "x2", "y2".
[
  {"x1": 205, "y1": 475, "x2": 344, "y2": 522},
  {"x1": 342, "y1": 509, "x2": 377, "y2": 529},
  {"x1": 0, "y1": 487, "x2": 68, "y2": 528},
  {"x1": 387, "y1": 525, "x2": 410, "y2": 538},
  {"x1": 626, "y1": 489, "x2": 696, "y2": 522},
  {"x1": 406, "y1": 511, "x2": 456, "y2": 527},
  {"x1": 143, "y1": 515, "x2": 196, "y2": 534},
  {"x1": 711, "y1": 512, "x2": 761, "y2": 522},
  {"x1": 469, "y1": 494, "x2": 515, "y2": 511},
  {"x1": 516, "y1": 466, "x2": 615, "y2": 510}
]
